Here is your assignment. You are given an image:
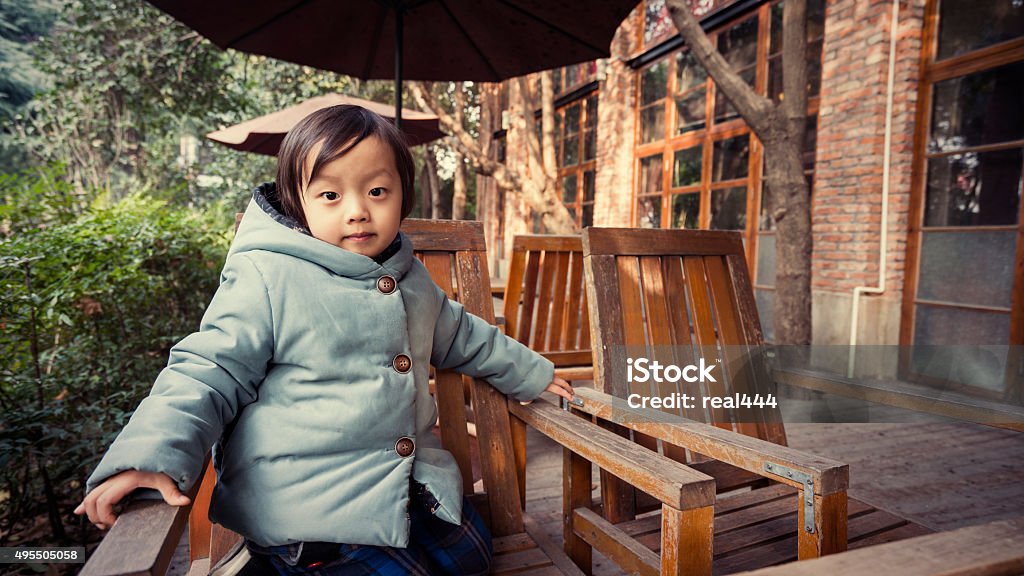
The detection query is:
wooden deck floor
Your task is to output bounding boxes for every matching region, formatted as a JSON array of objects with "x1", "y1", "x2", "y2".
[
  {"x1": 167, "y1": 401, "x2": 1024, "y2": 575},
  {"x1": 522, "y1": 406, "x2": 1024, "y2": 575}
]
